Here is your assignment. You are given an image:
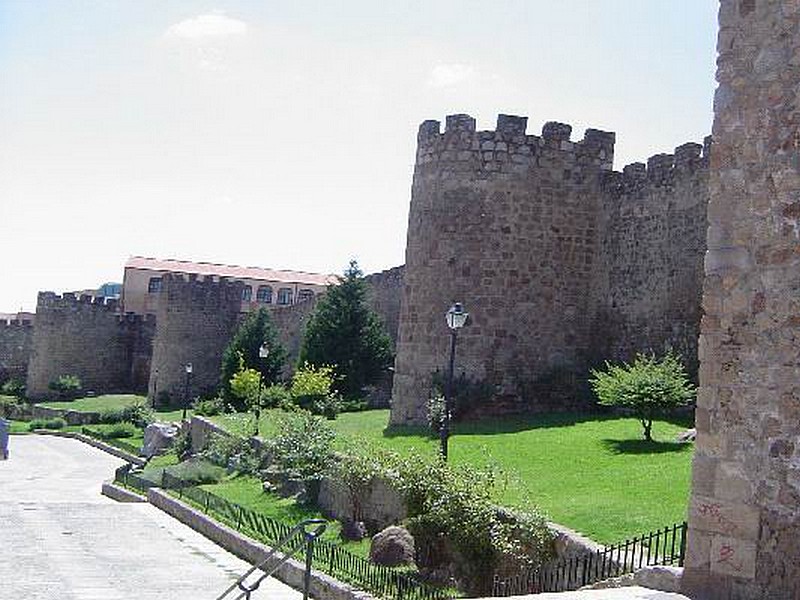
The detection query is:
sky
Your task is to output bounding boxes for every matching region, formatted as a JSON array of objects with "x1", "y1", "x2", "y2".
[{"x1": 0, "y1": 1, "x2": 719, "y2": 312}]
